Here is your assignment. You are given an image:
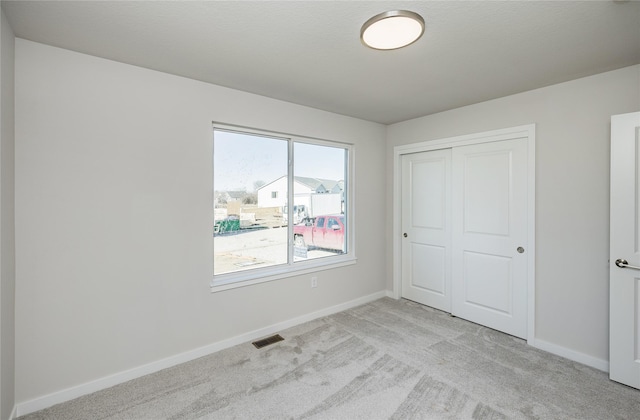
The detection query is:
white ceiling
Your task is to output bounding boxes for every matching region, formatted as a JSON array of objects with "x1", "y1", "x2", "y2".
[{"x1": 2, "y1": 1, "x2": 640, "y2": 125}]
